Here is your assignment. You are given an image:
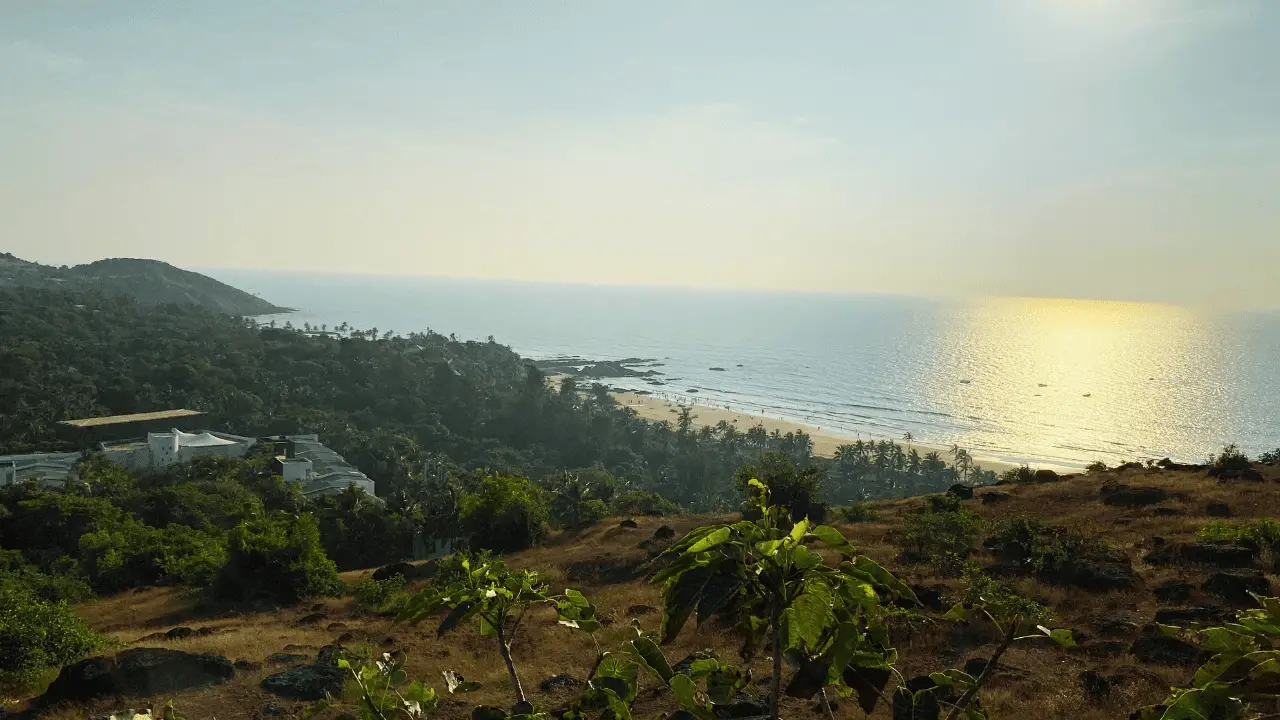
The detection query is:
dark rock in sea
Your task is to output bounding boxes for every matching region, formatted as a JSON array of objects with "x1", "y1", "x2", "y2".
[
  {"x1": 981, "y1": 490, "x2": 1012, "y2": 504},
  {"x1": 1203, "y1": 570, "x2": 1271, "y2": 606},
  {"x1": 1080, "y1": 670, "x2": 1126, "y2": 703},
  {"x1": 947, "y1": 483, "x2": 974, "y2": 500},
  {"x1": 261, "y1": 664, "x2": 347, "y2": 700},
  {"x1": 653, "y1": 525, "x2": 676, "y2": 540},
  {"x1": 709, "y1": 367, "x2": 727, "y2": 371},
  {"x1": 1099, "y1": 483, "x2": 1179, "y2": 507},
  {"x1": 539, "y1": 674, "x2": 585, "y2": 692},
  {"x1": 1206, "y1": 502, "x2": 1231, "y2": 517},
  {"x1": 373, "y1": 561, "x2": 416, "y2": 582},
  {"x1": 626, "y1": 604, "x2": 657, "y2": 617},
  {"x1": 673, "y1": 650, "x2": 718, "y2": 676},
  {"x1": 1130, "y1": 634, "x2": 1206, "y2": 666},
  {"x1": 686, "y1": 388, "x2": 699, "y2": 393},
  {"x1": 39, "y1": 648, "x2": 234, "y2": 705},
  {"x1": 1154, "y1": 606, "x2": 1227, "y2": 625},
  {"x1": 1152, "y1": 580, "x2": 1193, "y2": 604},
  {"x1": 267, "y1": 653, "x2": 311, "y2": 665}
]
